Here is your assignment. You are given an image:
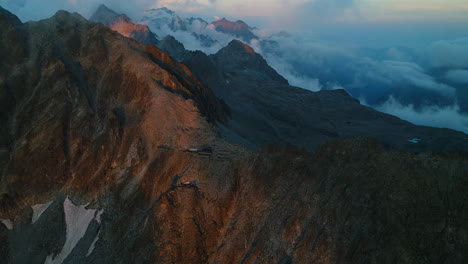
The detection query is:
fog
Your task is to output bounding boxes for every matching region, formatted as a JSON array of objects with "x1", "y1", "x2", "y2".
[{"x1": 377, "y1": 97, "x2": 468, "y2": 133}]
